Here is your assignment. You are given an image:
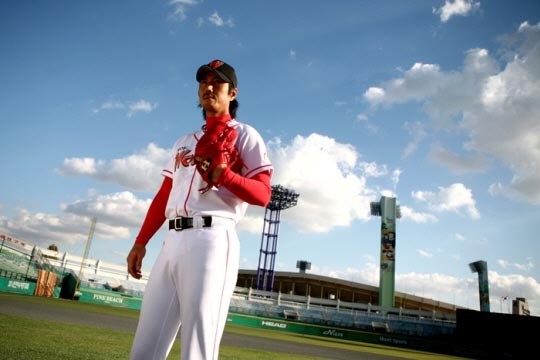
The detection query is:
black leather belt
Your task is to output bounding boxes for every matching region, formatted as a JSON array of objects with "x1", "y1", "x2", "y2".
[{"x1": 168, "y1": 216, "x2": 212, "y2": 231}]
